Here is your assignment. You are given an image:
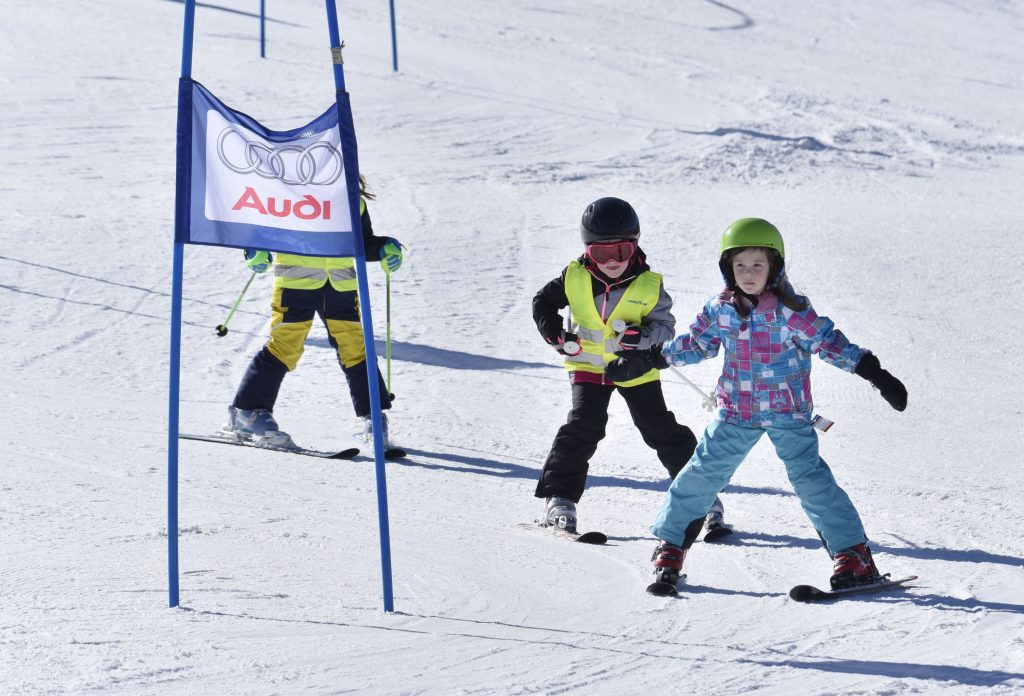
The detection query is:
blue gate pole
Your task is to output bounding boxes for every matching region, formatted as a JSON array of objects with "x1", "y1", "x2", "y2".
[
  {"x1": 325, "y1": 0, "x2": 395, "y2": 613},
  {"x1": 389, "y1": 0, "x2": 398, "y2": 72},
  {"x1": 260, "y1": 0, "x2": 266, "y2": 58},
  {"x1": 168, "y1": 0, "x2": 198, "y2": 609}
]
